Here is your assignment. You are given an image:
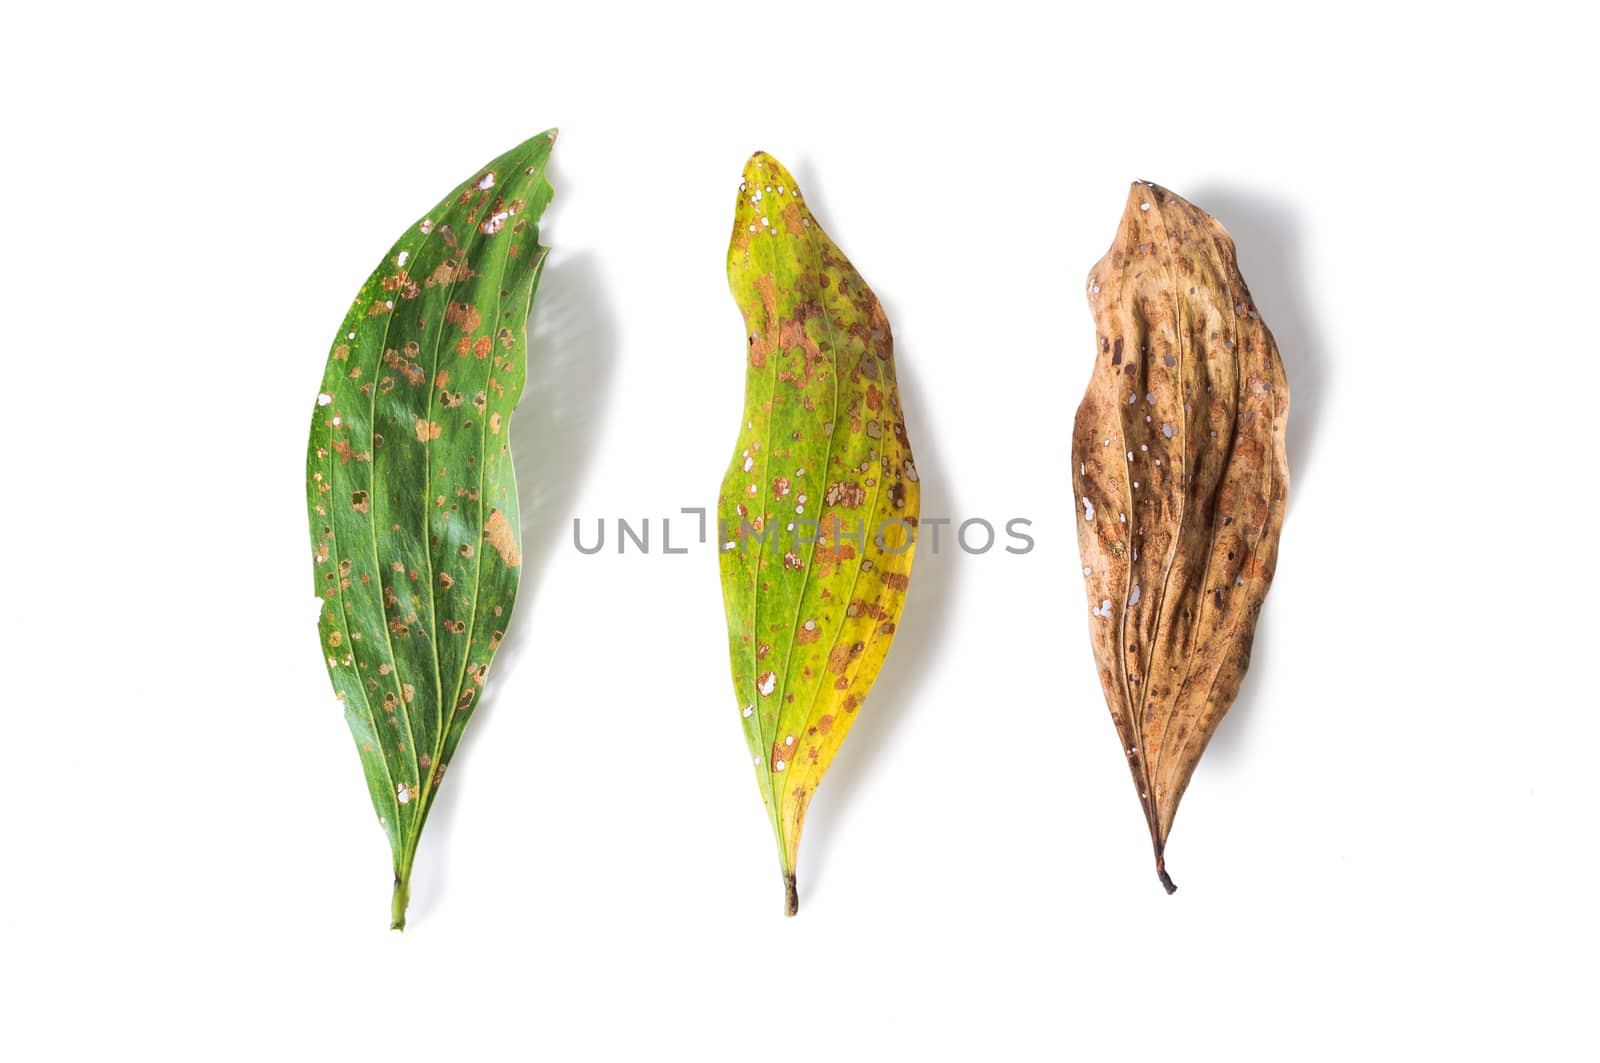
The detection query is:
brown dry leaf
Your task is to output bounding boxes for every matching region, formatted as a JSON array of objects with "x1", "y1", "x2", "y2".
[{"x1": 1072, "y1": 181, "x2": 1289, "y2": 893}]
